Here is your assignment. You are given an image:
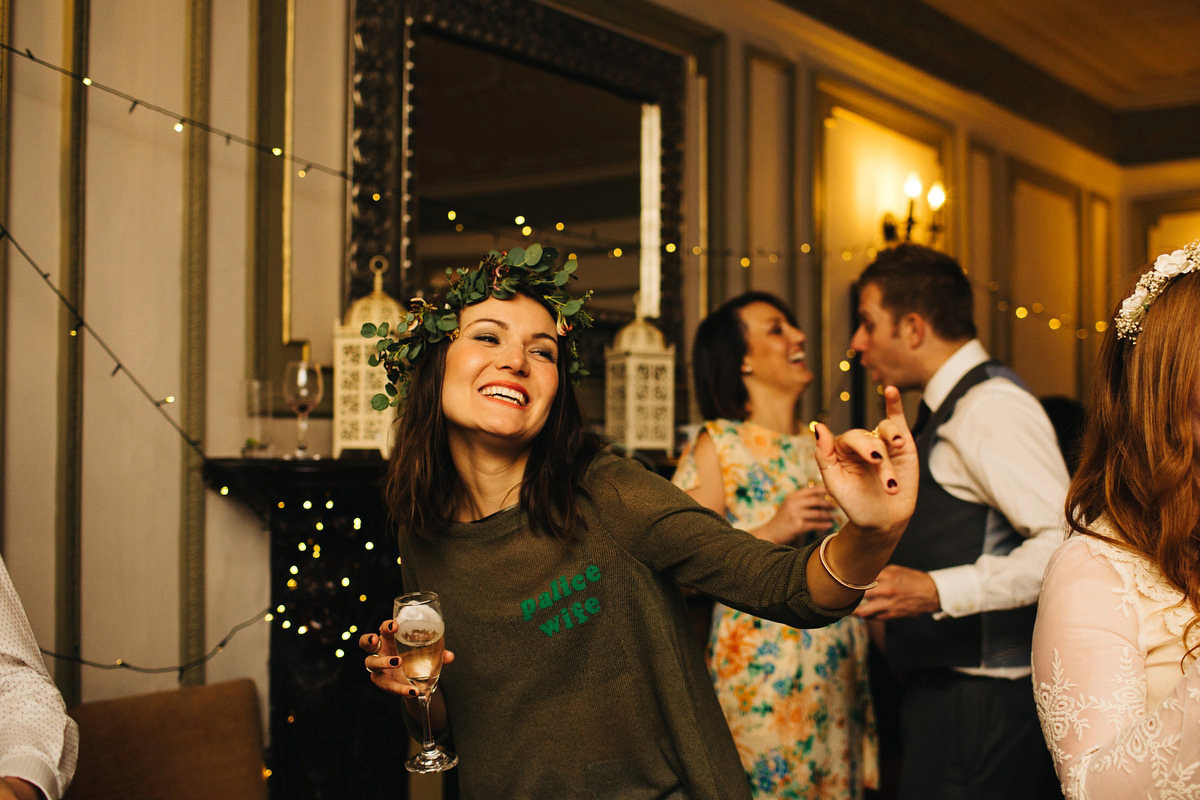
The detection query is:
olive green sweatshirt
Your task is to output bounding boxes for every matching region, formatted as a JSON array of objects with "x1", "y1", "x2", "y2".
[{"x1": 399, "y1": 451, "x2": 855, "y2": 800}]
